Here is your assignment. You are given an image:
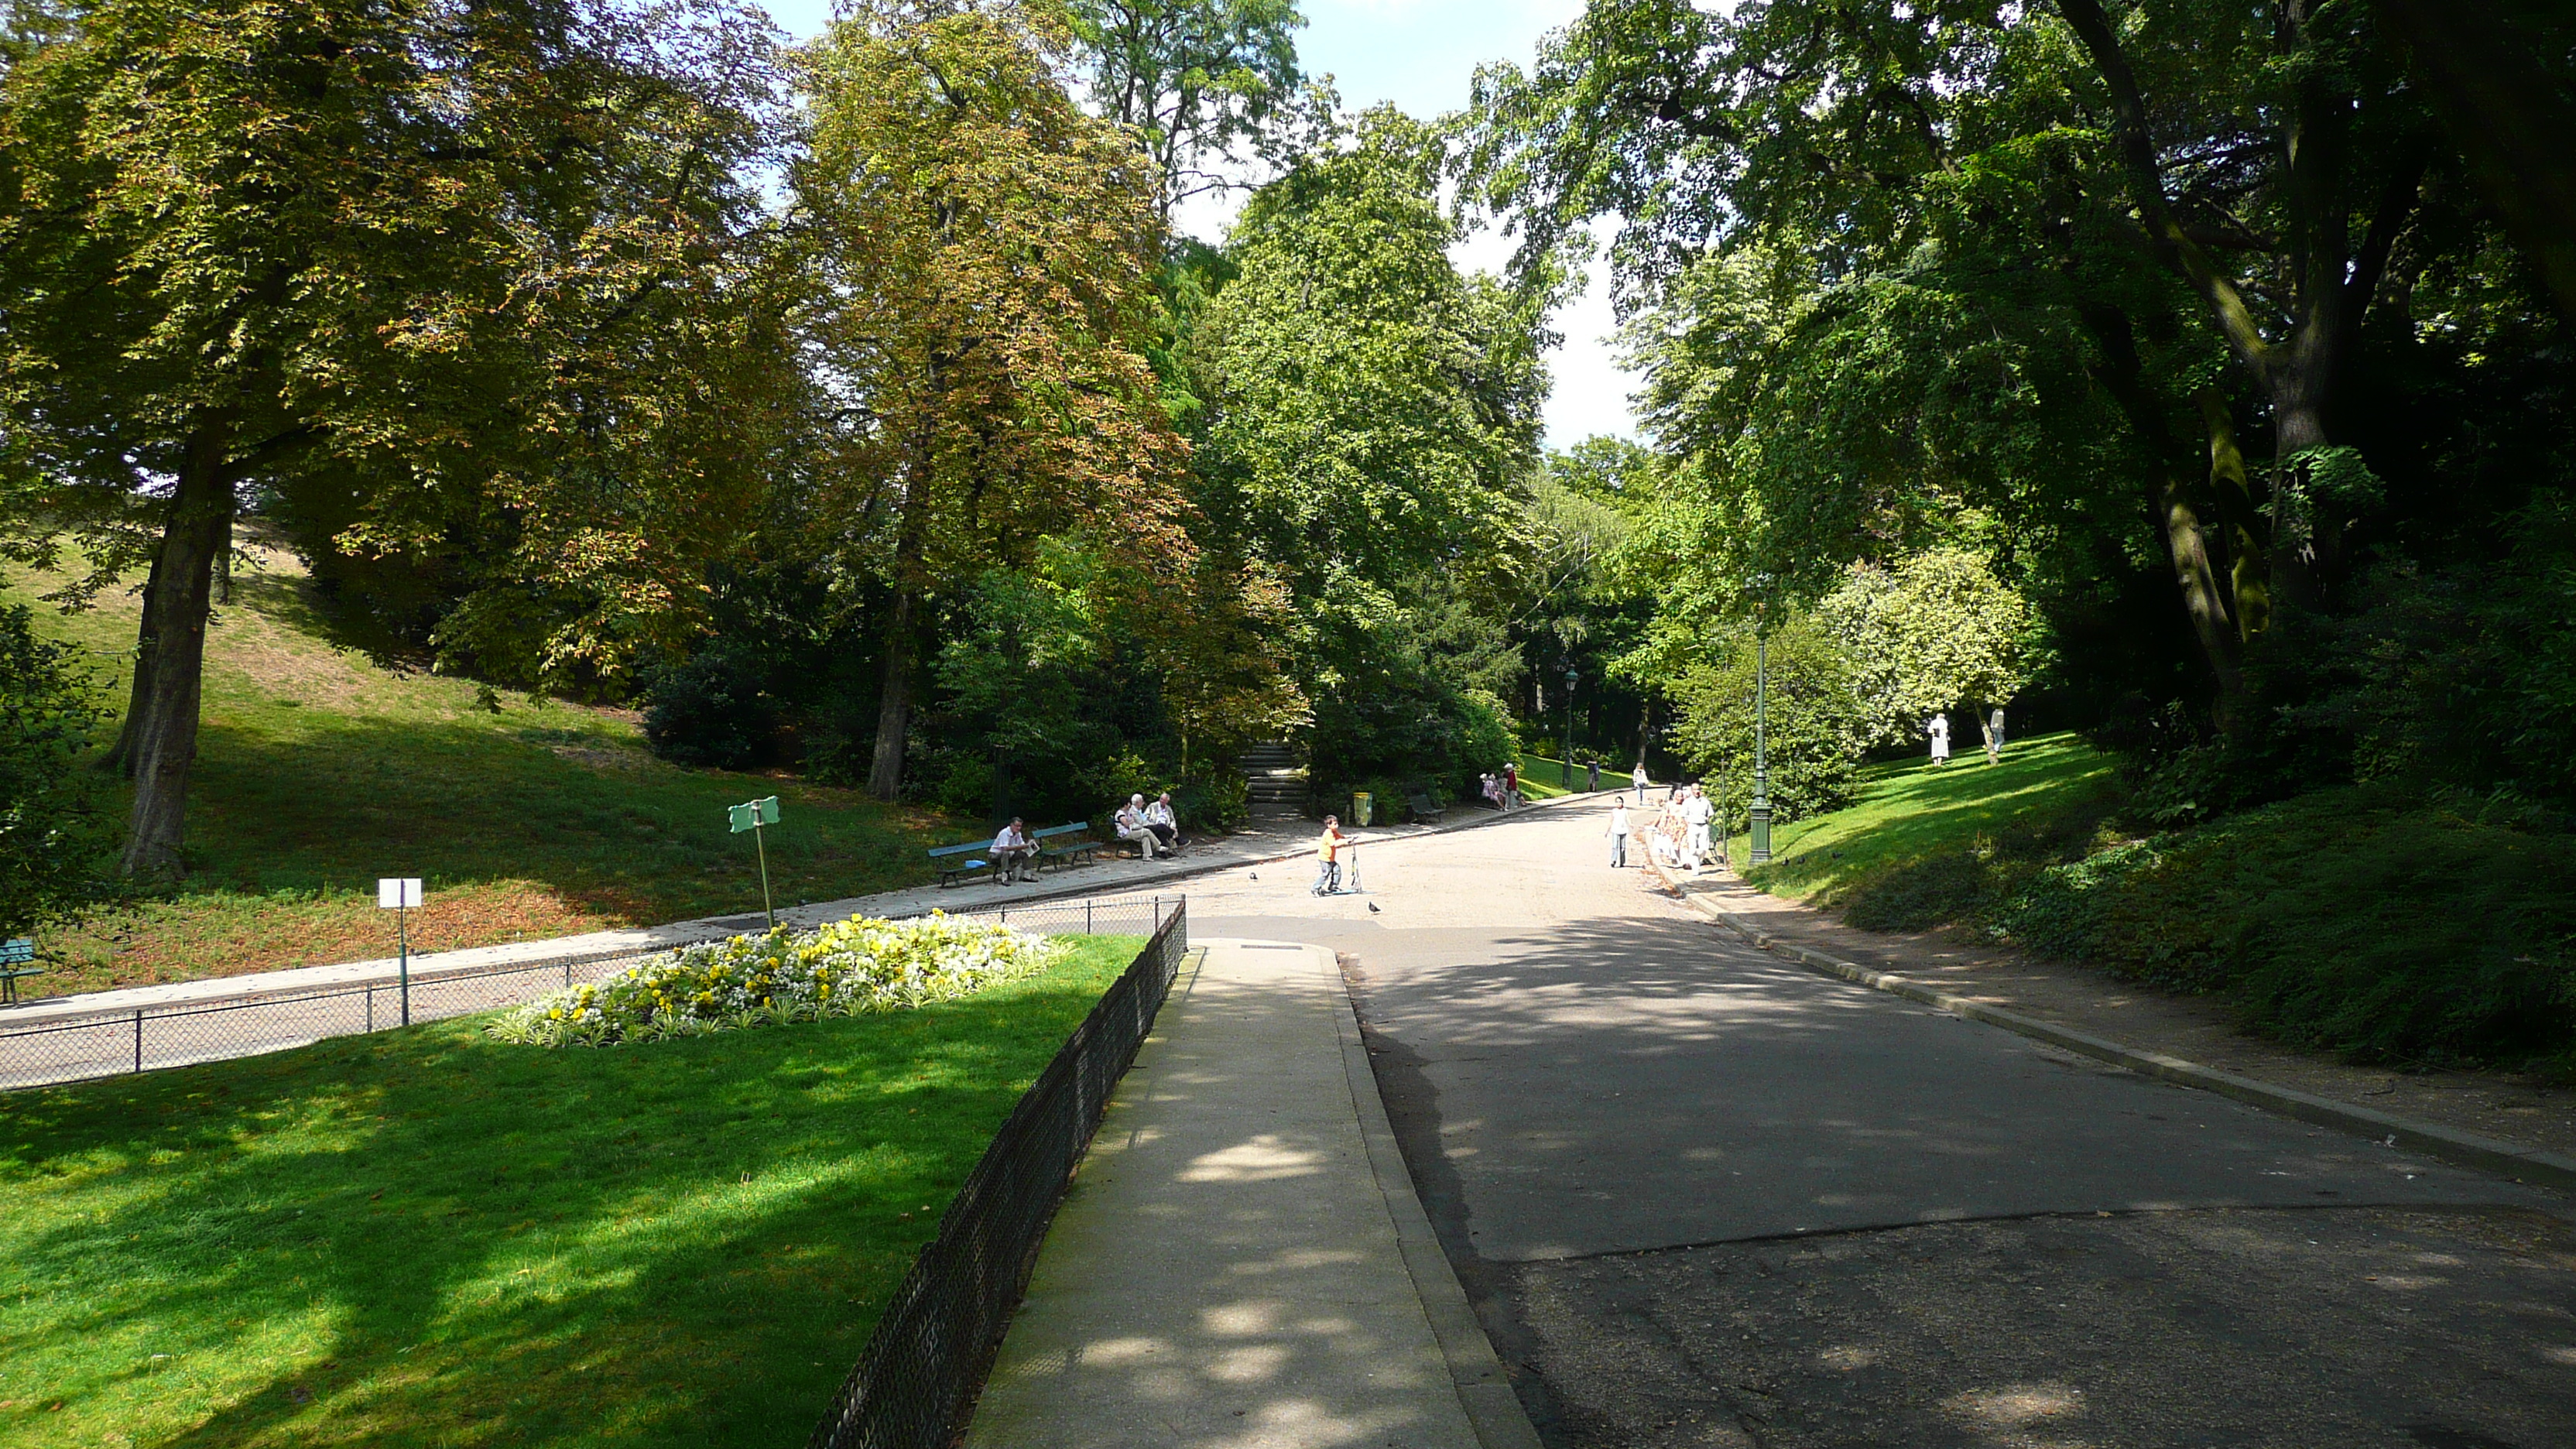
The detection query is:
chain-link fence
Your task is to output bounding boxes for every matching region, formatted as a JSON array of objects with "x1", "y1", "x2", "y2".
[
  {"x1": 805, "y1": 900, "x2": 1191, "y2": 1449},
  {"x1": 0, "y1": 896, "x2": 1184, "y2": 1093}
]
